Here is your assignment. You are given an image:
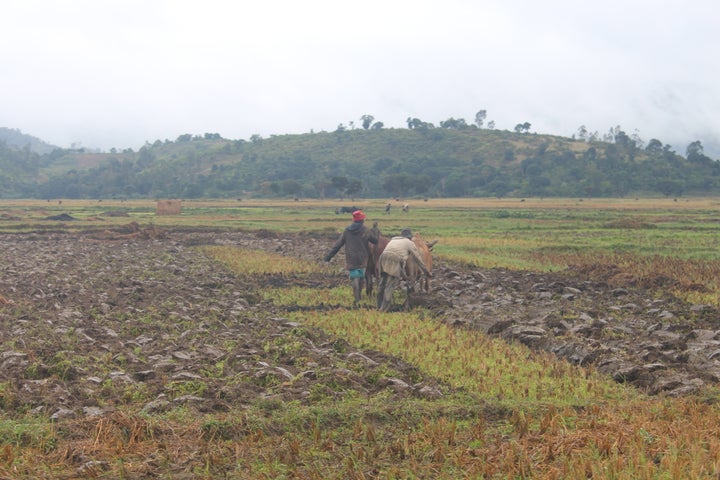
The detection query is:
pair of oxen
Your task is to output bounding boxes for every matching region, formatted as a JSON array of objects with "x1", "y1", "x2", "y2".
[{"x1": 363, "y1": 224, "x2": 436, "y2": 307}]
